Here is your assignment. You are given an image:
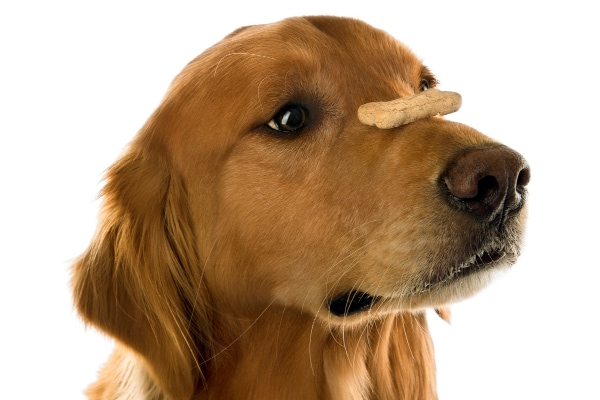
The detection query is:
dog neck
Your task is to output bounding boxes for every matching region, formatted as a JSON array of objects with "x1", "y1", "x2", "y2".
[{"x1": 199, "y1": 308, "x2": 438, "y2": 400}]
